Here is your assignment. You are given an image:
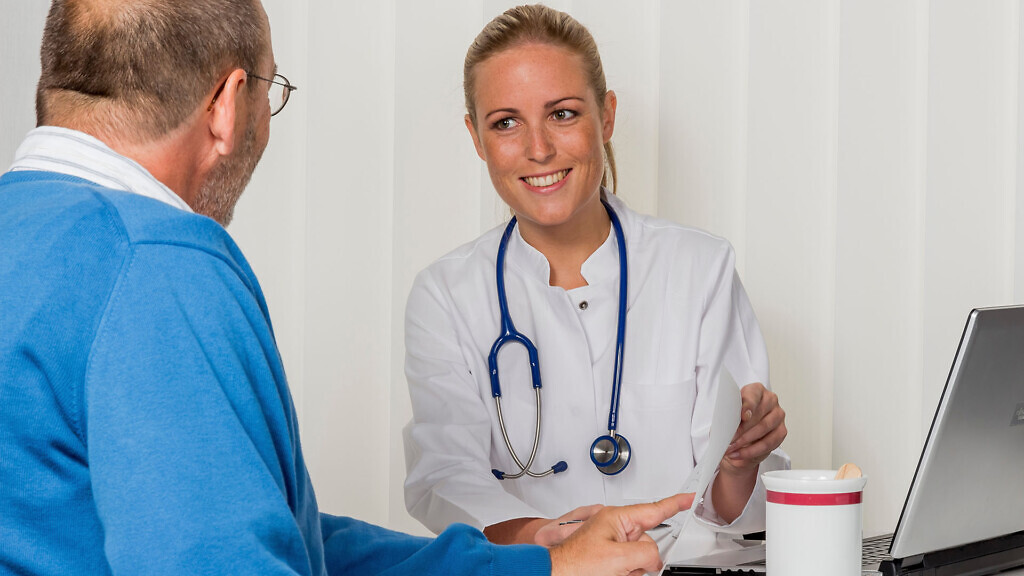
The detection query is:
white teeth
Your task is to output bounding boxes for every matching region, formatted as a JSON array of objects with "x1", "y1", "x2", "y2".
[{"x1": 525, "y1": 169, "x2": 568, "y2": 188}]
